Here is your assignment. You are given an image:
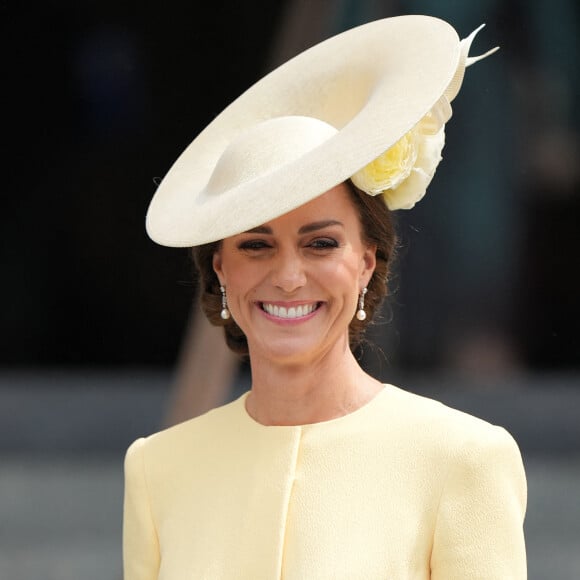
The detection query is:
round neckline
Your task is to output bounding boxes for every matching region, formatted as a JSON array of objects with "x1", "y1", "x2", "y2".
[{"x1": 237, "y1": 385, "x2": 391, "y2": 430}]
